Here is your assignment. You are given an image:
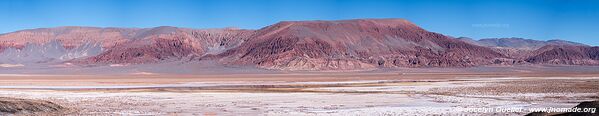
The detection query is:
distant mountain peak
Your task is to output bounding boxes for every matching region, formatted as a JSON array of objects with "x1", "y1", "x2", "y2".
[{"x1": 467, "y1": 37, "x2": 588, "y2": 50}]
